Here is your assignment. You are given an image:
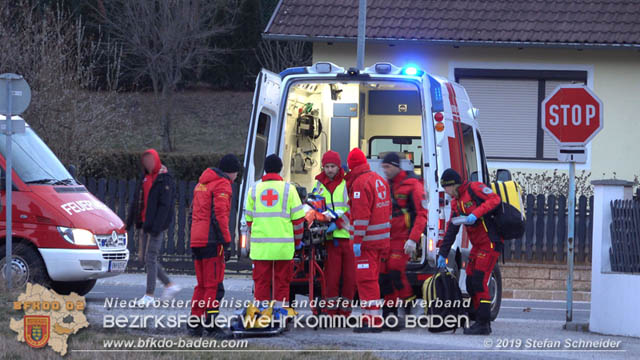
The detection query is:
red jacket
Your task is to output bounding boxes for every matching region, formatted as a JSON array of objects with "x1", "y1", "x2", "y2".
[
  {"x1": 438, "y1": 181, "x2": 502, "y2": 257},
  {"x1": 190, "y1": 168, "x2": 232, "y2": 248},
  {"x1": 389, "y1": 171, "x2": 428, "y2": 243},
  {"x1": 345, "y1": 163, "x2": 391, "y2": 250}
]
